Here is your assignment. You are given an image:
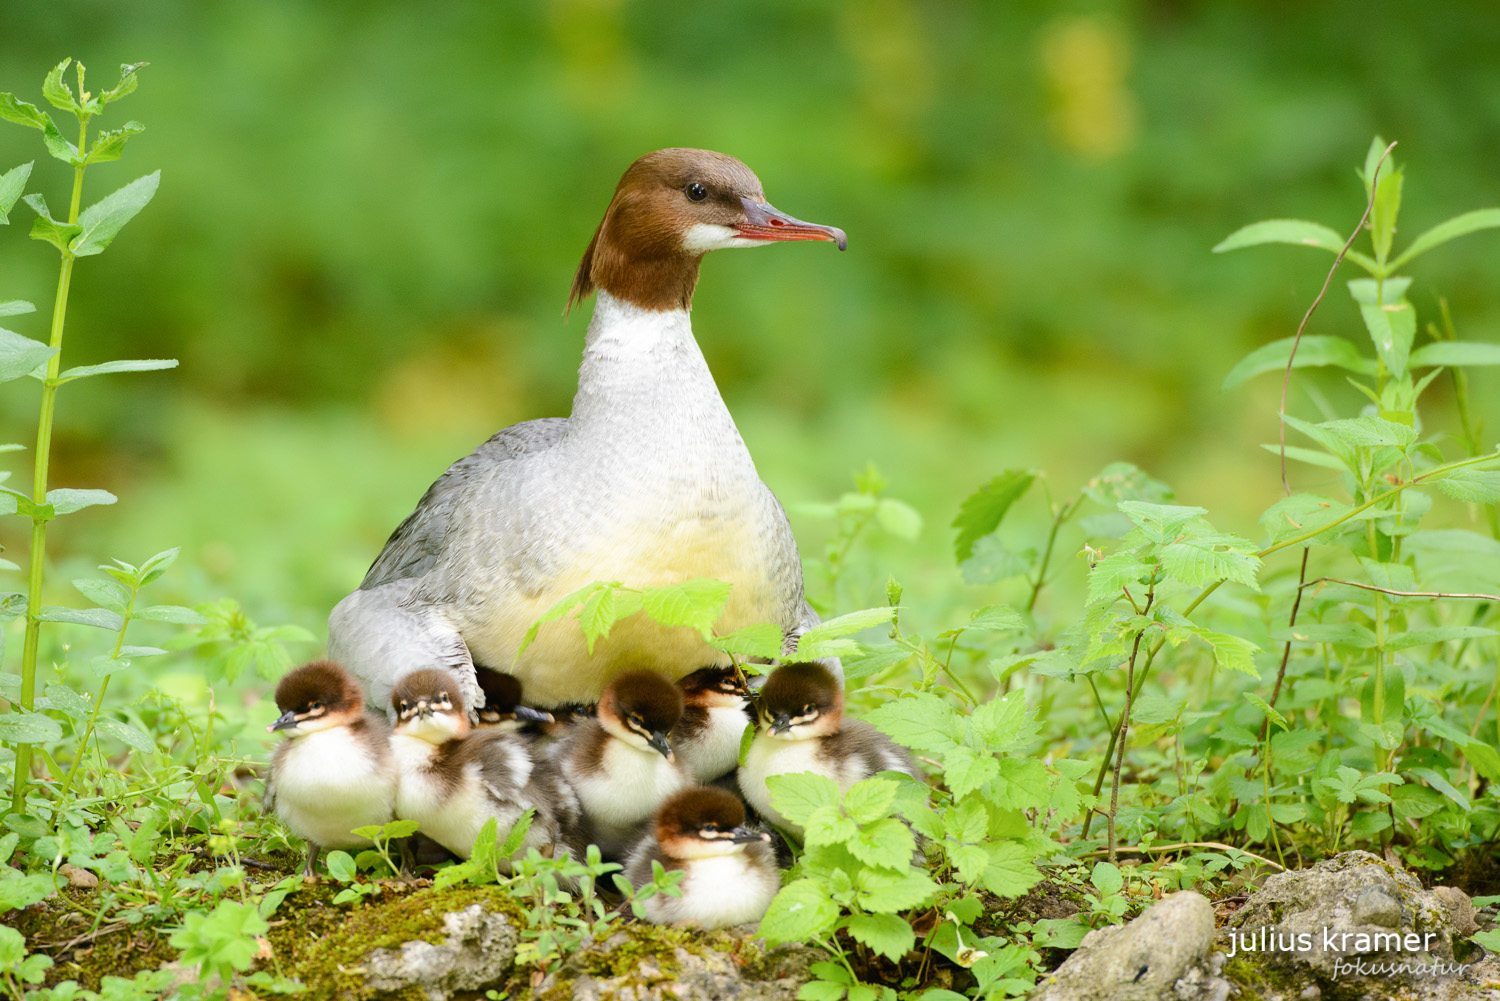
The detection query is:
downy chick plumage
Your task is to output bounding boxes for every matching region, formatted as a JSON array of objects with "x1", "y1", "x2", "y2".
[
  {"x1": 551, "y1": 669, "x2": 691, "y2": 857},
  {"x1": 390, "y1": 668, "x2": 585, "y2": 864},
  {"x1": 473, "y1": 667, "x2": 557, "y2": 733},
  {"x1": 624, "y1": 786, "x2": 779, "y2": 929},
  {"x1": 739, "y1": 662, "x2": 918, "y2": 839},
  {"x1": 265, "y1": 660, "x2": 397, "y2": 877},
  {"x1": 671, "y1": 666, "x2": 752, "y2": 783}
]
